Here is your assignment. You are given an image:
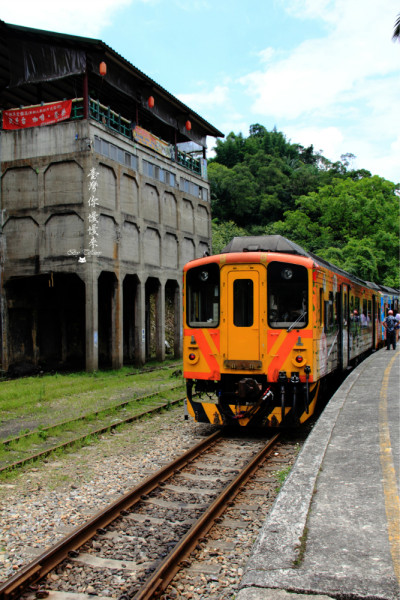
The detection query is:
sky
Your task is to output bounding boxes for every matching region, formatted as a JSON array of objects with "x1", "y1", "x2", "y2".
[{"x1": 1, "y1": 0, "x2": 400, "y2": 183}]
